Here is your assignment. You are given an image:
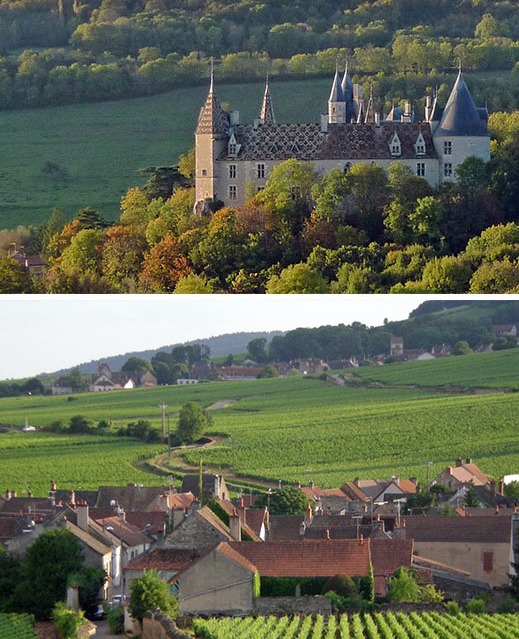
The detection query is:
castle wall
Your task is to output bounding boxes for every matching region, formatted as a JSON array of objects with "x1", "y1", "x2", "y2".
[{"x1": 433, "y1": 135, "x2": 490, "y2": 182}]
